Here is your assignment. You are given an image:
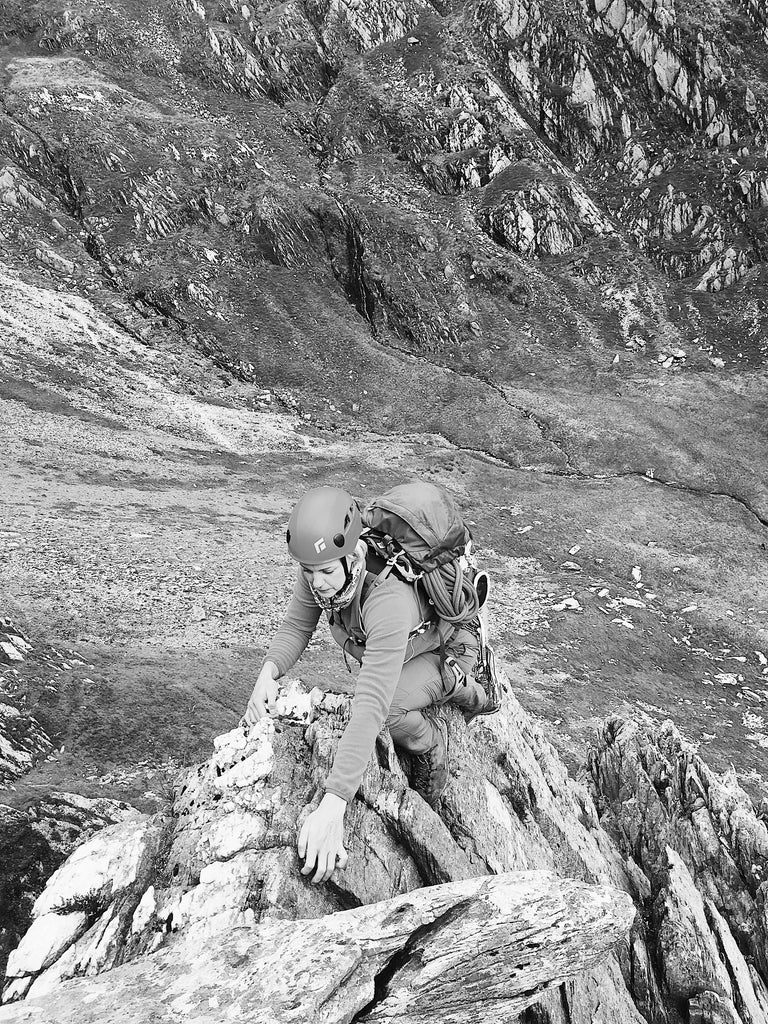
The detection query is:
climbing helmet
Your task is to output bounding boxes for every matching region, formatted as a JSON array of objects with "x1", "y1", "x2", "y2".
[{"x1": 285, "y1": 486, "x2": 363, "y2": 566}]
